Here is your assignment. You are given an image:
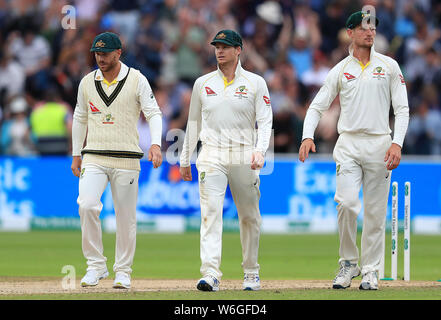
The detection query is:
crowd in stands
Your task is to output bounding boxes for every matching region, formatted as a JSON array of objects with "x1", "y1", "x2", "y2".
[{"x1": 0, "y1": 0, "x2": 440, "y2": 157}]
